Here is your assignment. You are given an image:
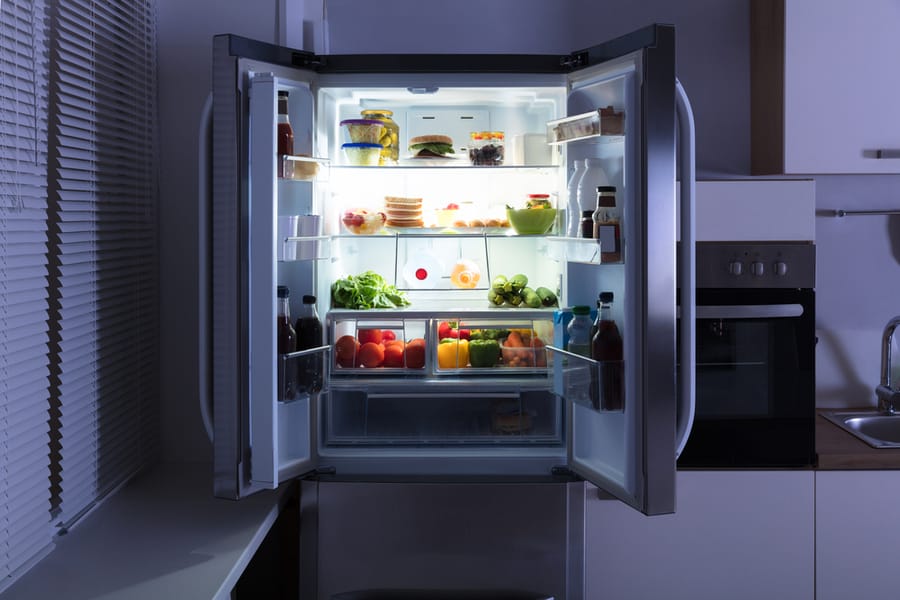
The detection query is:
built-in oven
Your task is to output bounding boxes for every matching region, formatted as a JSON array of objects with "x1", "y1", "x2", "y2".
[{"x1": 677, "y1": 242, "x2": 817, "y2": 468}]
